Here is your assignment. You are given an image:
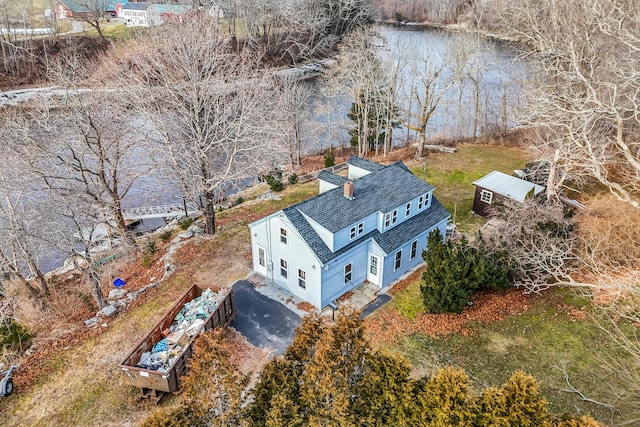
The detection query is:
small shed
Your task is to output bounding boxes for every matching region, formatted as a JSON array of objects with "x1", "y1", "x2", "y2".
[{"x1": 472, "y1": 170, "x2": 545, "y2": 217}]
